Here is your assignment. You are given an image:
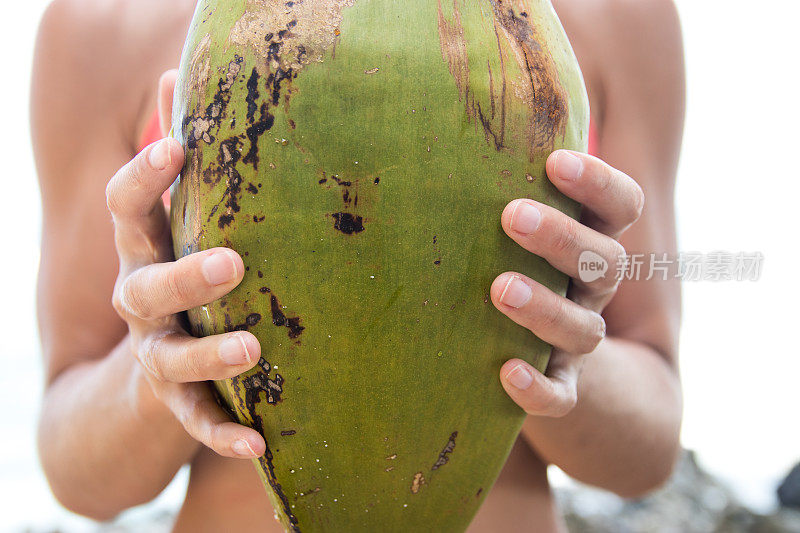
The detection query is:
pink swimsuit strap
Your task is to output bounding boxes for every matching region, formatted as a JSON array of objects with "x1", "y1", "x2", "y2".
[{"x1": 138, "y1": 110, "x2": 163, "y2": 153}]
